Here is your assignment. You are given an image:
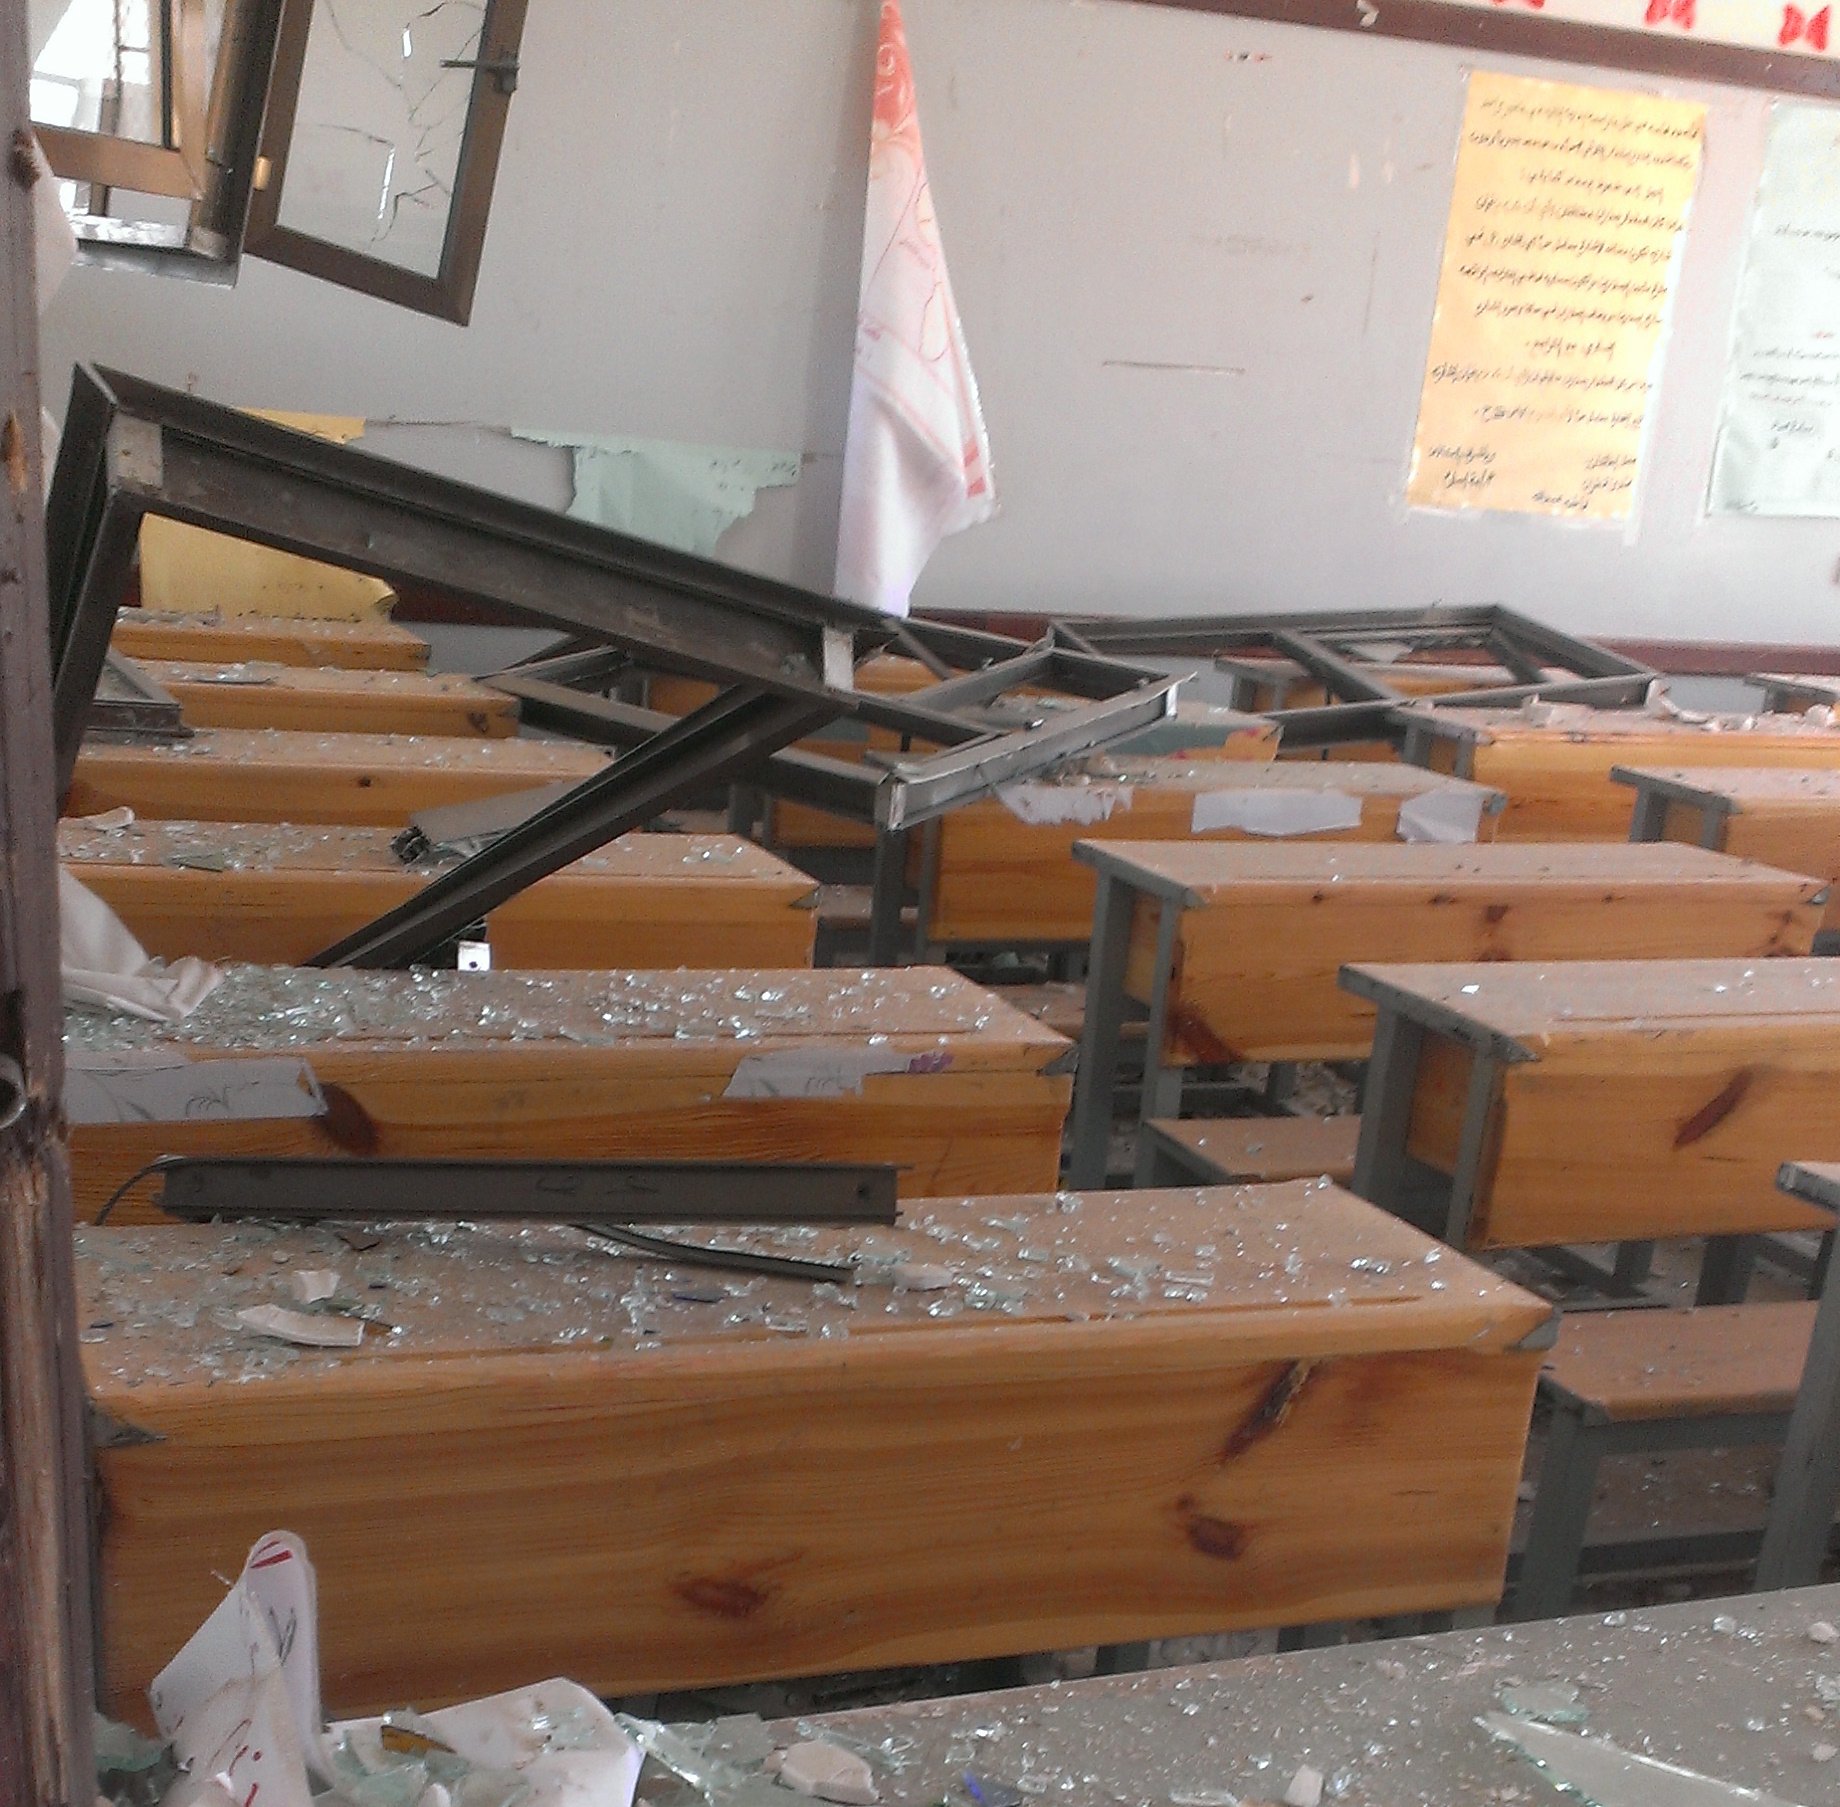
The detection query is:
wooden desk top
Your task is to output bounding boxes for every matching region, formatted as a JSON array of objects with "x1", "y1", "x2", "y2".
[
  {"x1": 1343, "y1": 957, "x2": 1840, "y2": 1056},
  {"x1": 64, "y1": 965, "x2": 1066, "y2": 1063},
  {"x1": 1615, "y1": 763, "x2": 1840, "y2": 810},
  {"x1": 997, "y1": 759, "x2": 1484, "y2": 801},
  {"x1": 1407, "y1": 704, "x2": 1840, "y2": 746},
  {"x1": 111, "y1": 610, "x2": 430, "y2": 670},
  {"x1": 73, "y1": 727, "x2": 611, "y2": 780},
  {"x1": 767, "y1": 1586, "x2": 1840, "y2": 1807},
  {"x1": 1074, "y1": 838, "x2": 1815, "y2": 906},
  {"x1": 57, "y1": 819, "x2": 814, "y2": 894},
  {"x1": 76, "y1": 1179, "x2": 1551, "y2": 1397}
]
